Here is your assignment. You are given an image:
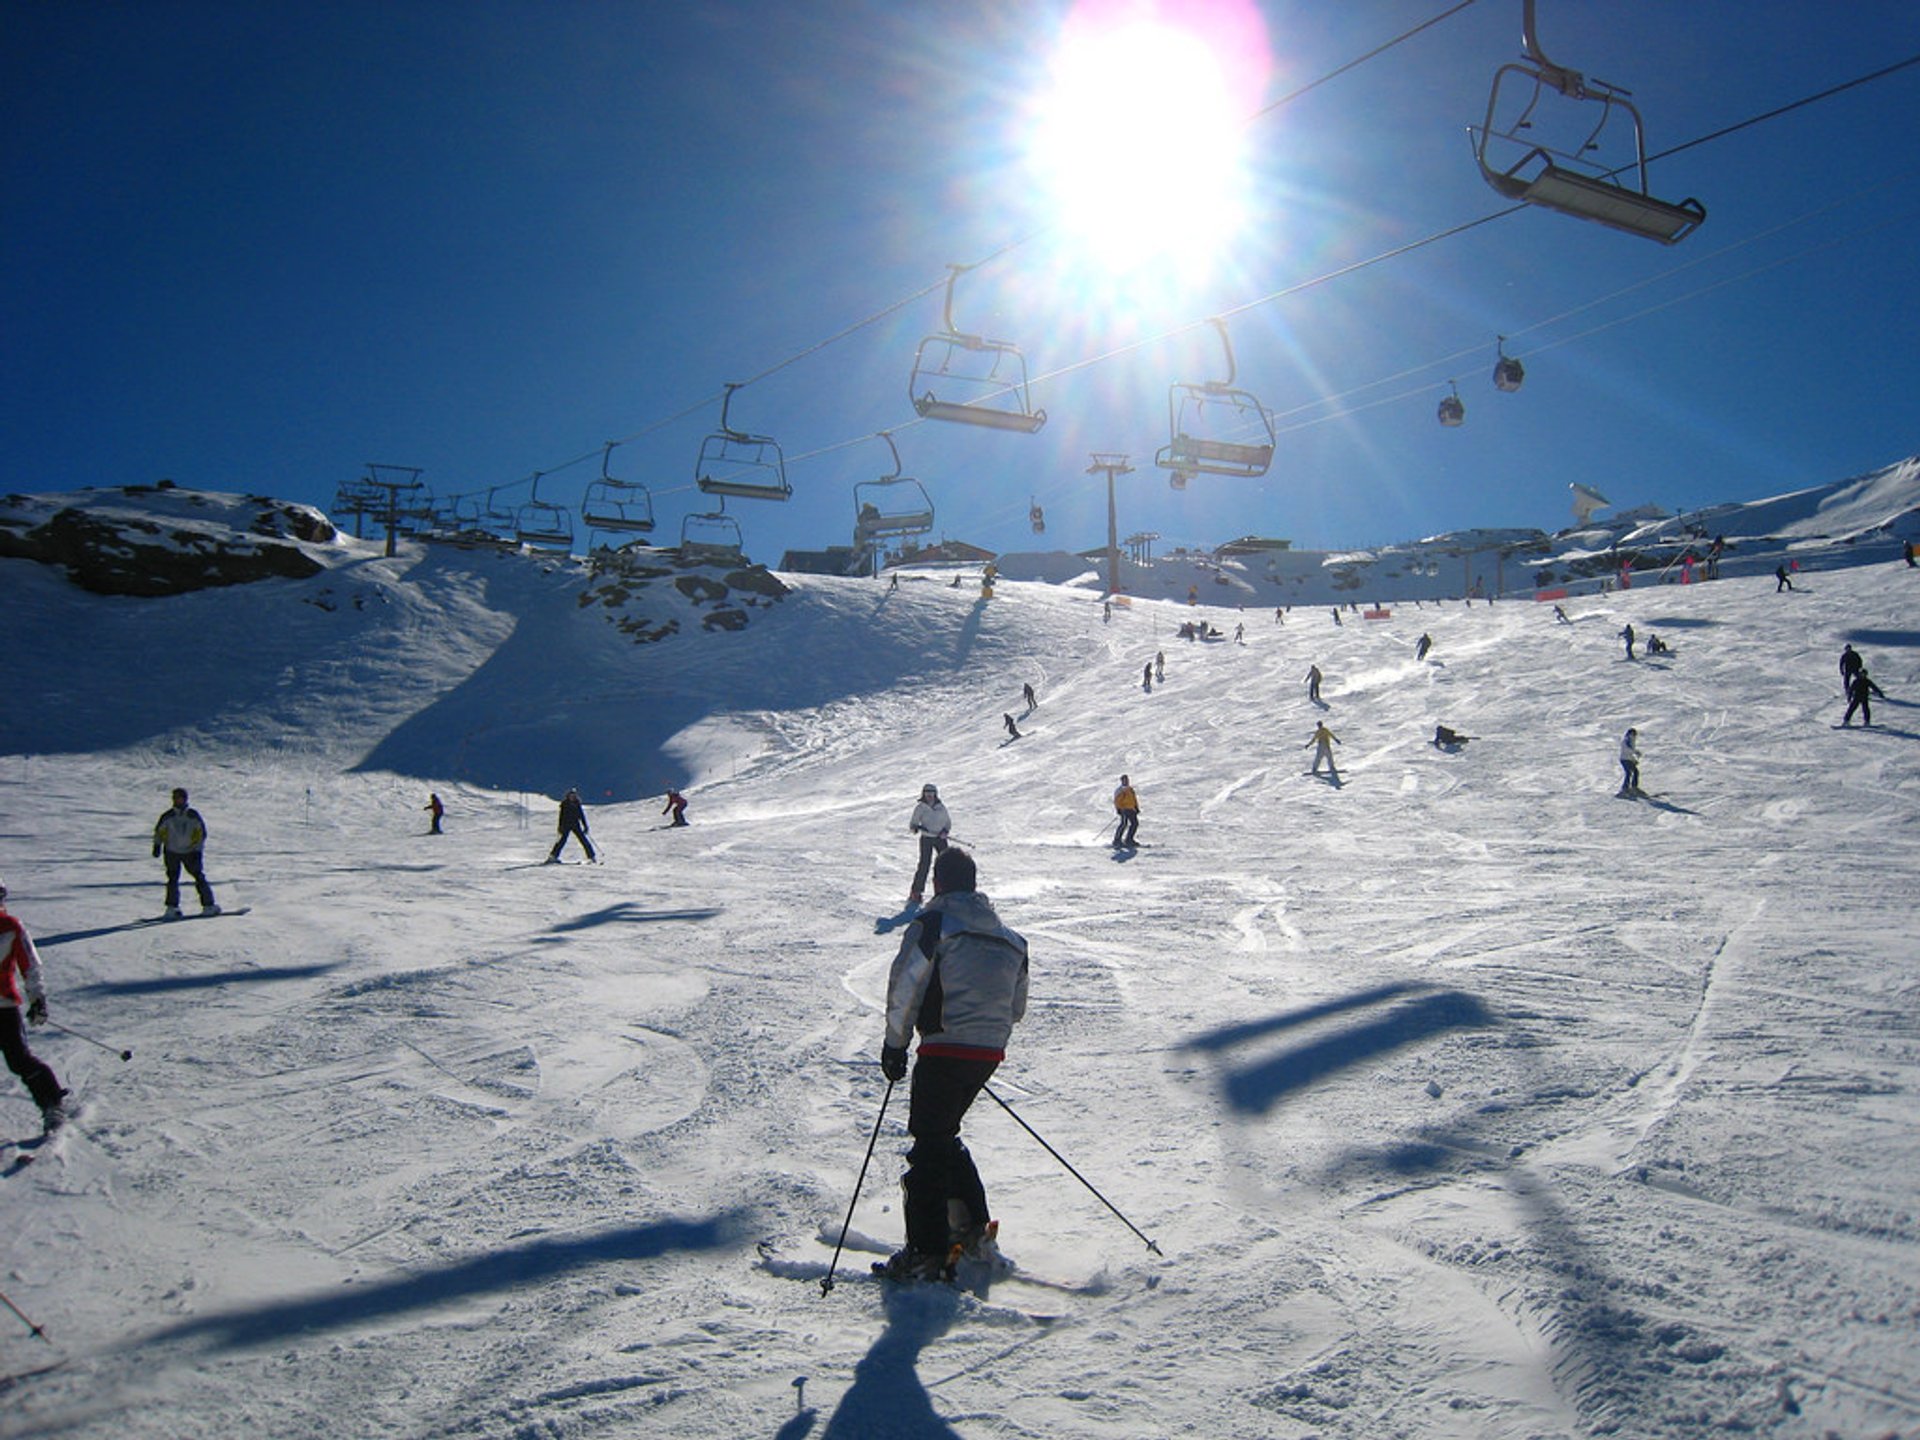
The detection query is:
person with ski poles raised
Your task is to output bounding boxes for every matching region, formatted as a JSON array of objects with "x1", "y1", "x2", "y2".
[
  {"x1": 877, "y1": 846, "x2": 1029, "y2": 1282},
  {"x1": 0, "y1": 878, "x2": 68, "y2": 1135},
  {"x1": 906, "y1": 783, "x2": 950, "y2": 906}
]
